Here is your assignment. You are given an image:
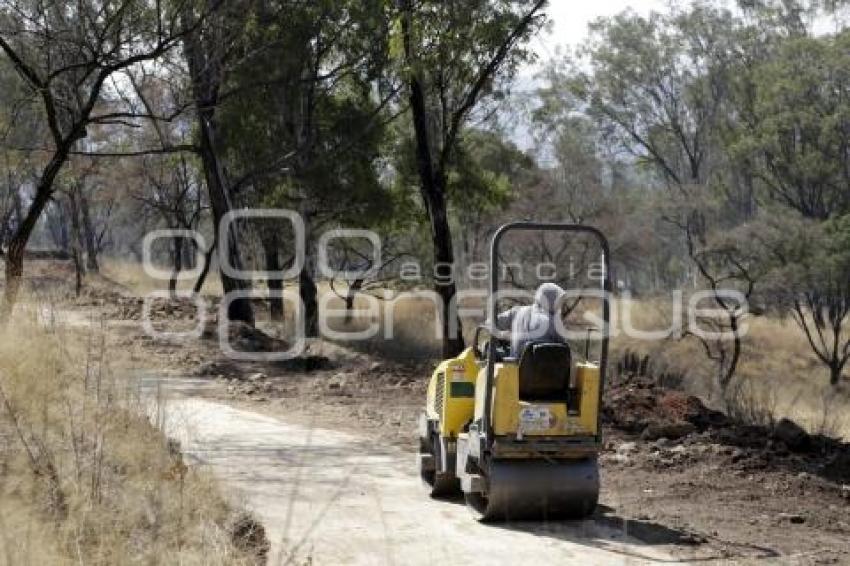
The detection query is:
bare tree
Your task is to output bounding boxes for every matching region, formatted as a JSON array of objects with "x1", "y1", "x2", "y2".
[
  {"x1": 759, "y1": 214, "x2": 850, "y2": 387},
  {"x1": 133, "y1": 153, "x2": 206, "y2": 294},
  {"x1": 791, "y1": 290, "x2": 850, "y2": 387},
  {"x1": 679, "y1": 212, "x2": 758, "y2": 394},
  {"x1": 327, "y1": 238, "x2": 410, "y2": 323},
  {"x1": 0, "y1": 0, "x2": 205, "y2": 318}
]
